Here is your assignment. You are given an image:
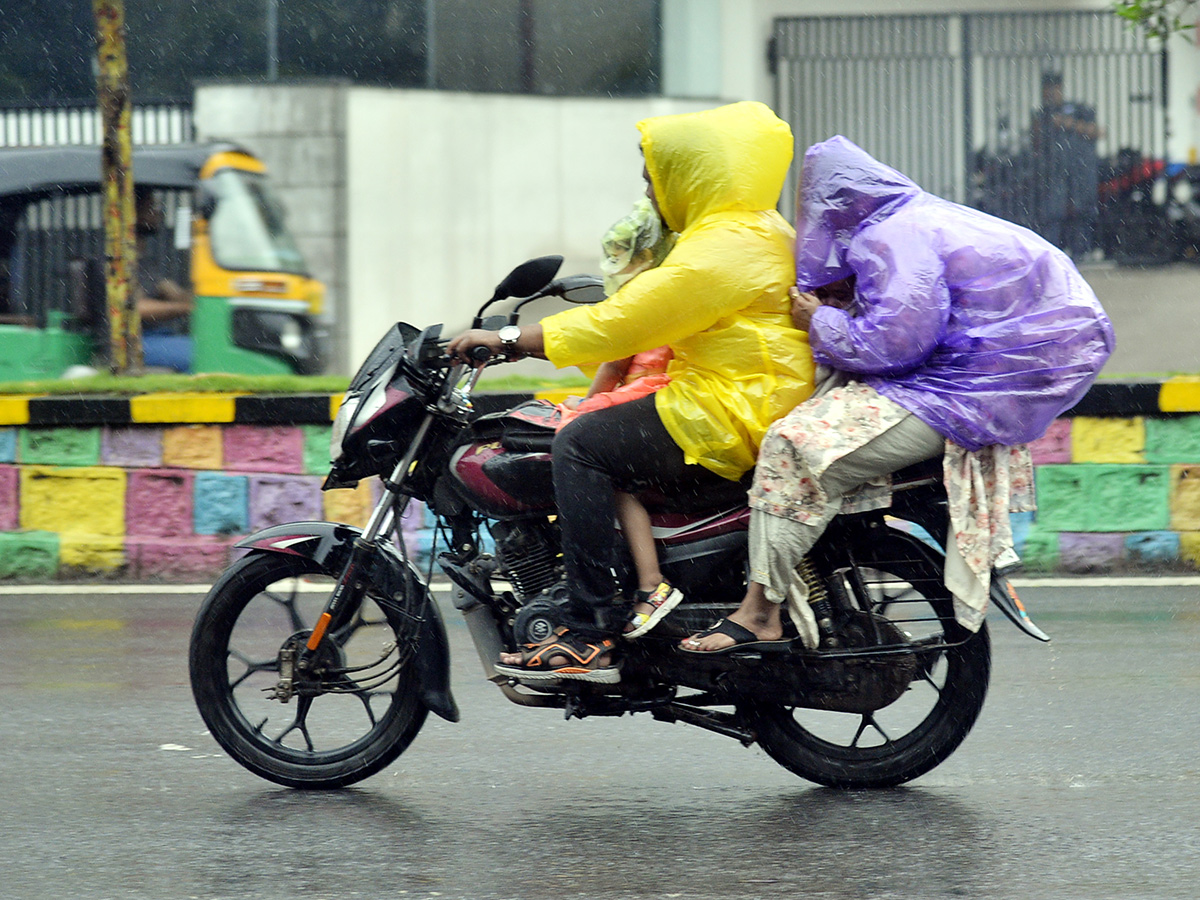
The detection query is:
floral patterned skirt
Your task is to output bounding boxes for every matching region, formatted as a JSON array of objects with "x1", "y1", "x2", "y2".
[{"x1": 748, "y1": 382, "x2": 1035, "y2": 634}]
